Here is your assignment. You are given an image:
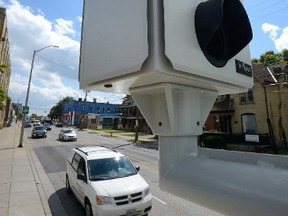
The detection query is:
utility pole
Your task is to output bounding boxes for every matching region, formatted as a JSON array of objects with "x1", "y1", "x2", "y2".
[
  {"x1": 80, "y1": 90, "x2": 89, "y2": 130},
  {"x1": 18, "y1": 45, "x2": 59, "y2": 148},
  {"x1": 134, "y1": 107, "x2": 139, "y2": 142},
  {"x1": 263, "y1": 85, "x2": 278, "y2": 154}
]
